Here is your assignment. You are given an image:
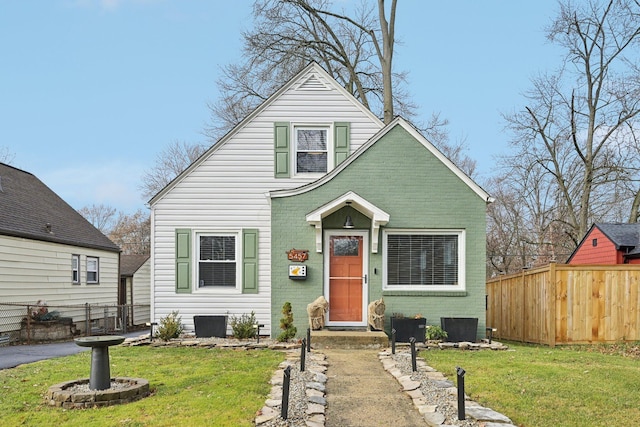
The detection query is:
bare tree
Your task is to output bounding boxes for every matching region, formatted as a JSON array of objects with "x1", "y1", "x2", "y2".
[
  {"x1": 77, "y1": 204, "x2": 117, "y2": 235},
  {"x1": 108, "y1": 210, "x2": 151, "y2": 255},
  {"x1": 0, "y1": 147, "x2": 15, "y2": 164},
  {"x1": 206, "y1": 0, "x2": 405, "y2": 140},
  {"x1": 139, "y1": 140, "x2": 207, "y2": 200},
  {"x1": 499, "y1": 0, "x2": 640, "y2": 264}
]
